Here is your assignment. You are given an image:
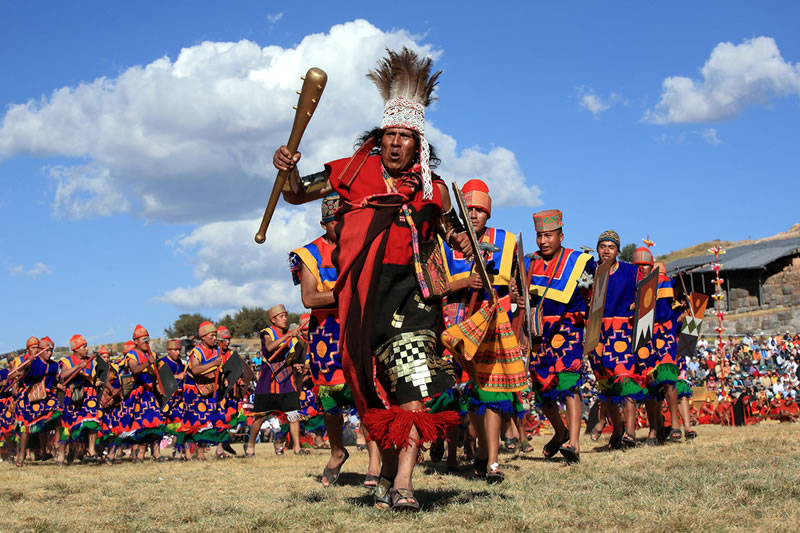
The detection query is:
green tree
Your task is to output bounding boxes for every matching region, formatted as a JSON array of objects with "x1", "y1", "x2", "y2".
[
  {"x1": 218, "y1": 313, "x2": 236, "y2": 335},
  {"x1": 164, "y1": 313, "x2": 212, "y2": 338},
  {"x1": 619, "y1": 243, "x2": 637, "y2": 263},
  {"x1": 231, "y1": 306, "x2": 270, "y2": 338}
]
